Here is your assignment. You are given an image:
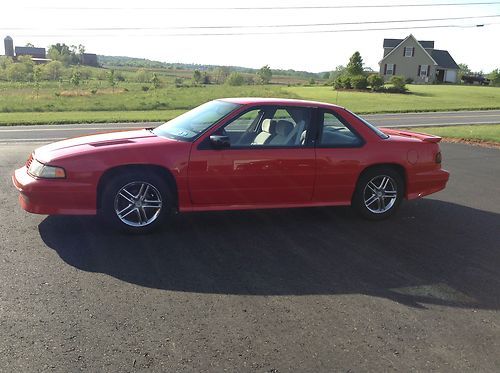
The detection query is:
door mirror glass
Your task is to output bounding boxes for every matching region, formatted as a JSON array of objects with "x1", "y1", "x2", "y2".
[{"x1": 210, "y1": 135, "x2": 231, "y2": 149}]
